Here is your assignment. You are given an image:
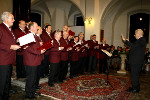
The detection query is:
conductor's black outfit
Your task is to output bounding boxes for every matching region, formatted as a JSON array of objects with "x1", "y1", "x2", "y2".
[{"x1": 124, "y1": 37, "x2": 146, "y2": 91}]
